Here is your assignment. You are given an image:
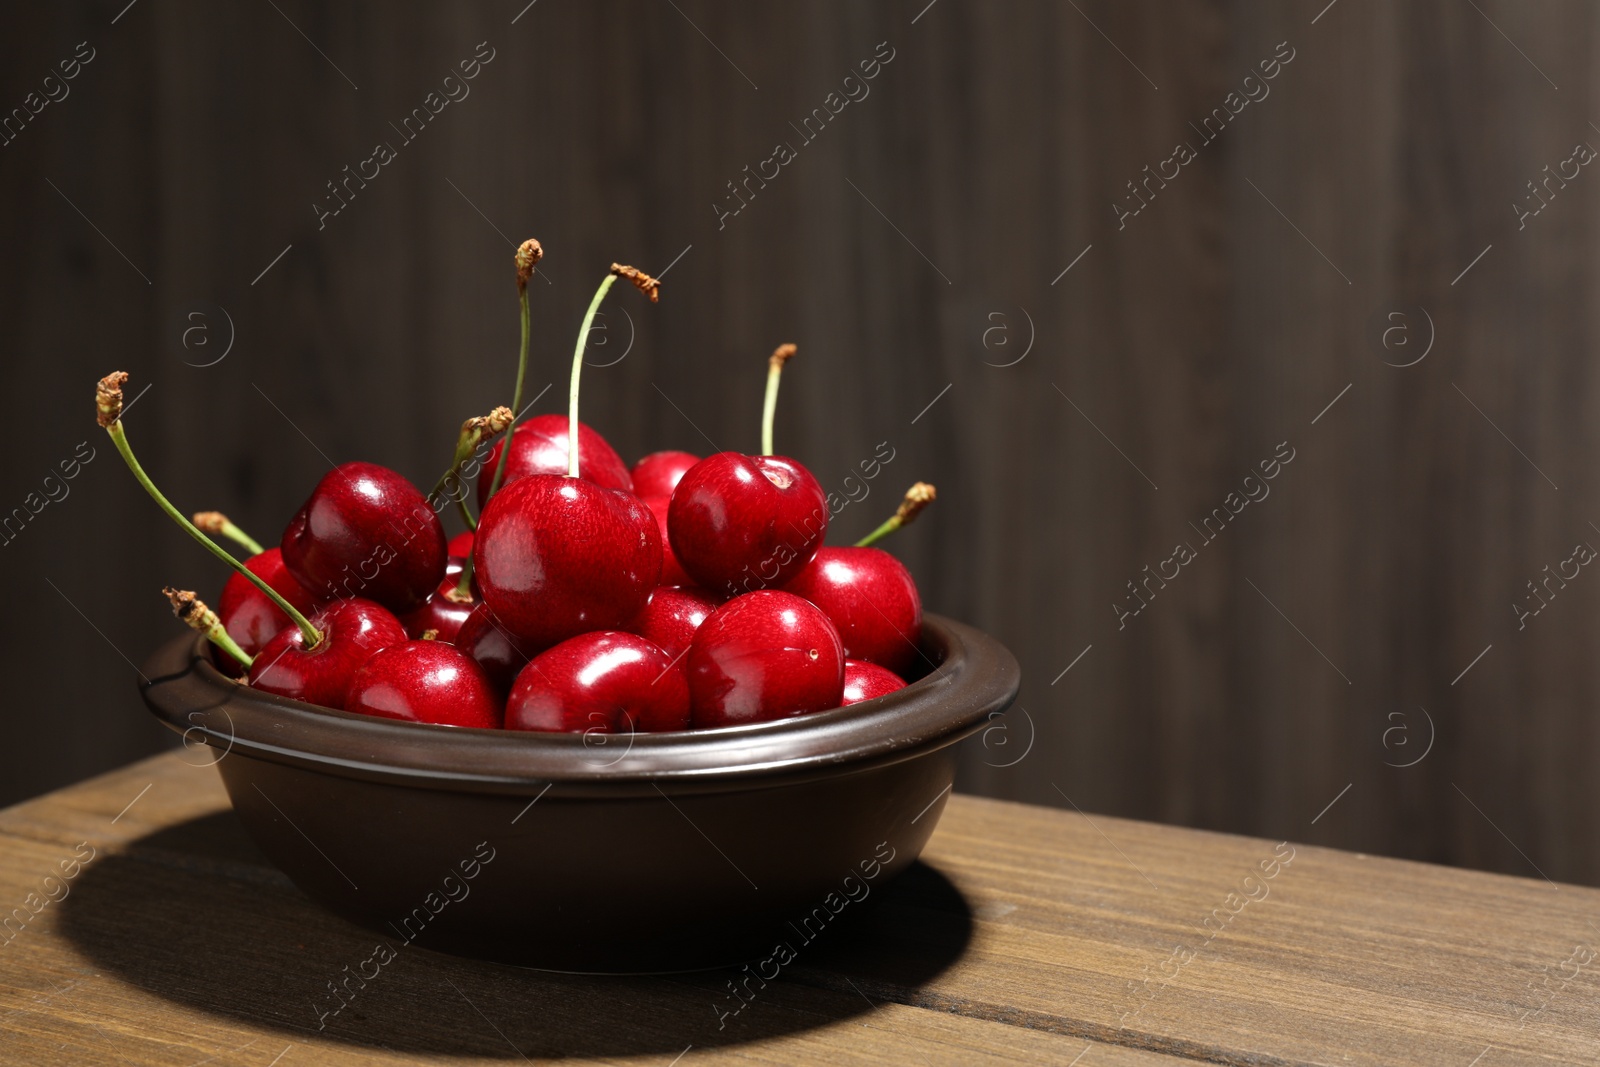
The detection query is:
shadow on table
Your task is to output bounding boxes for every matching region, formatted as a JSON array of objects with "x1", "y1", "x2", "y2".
[{"x1": 57, "y1": 810, "x2": 973, "y2": 1059}]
